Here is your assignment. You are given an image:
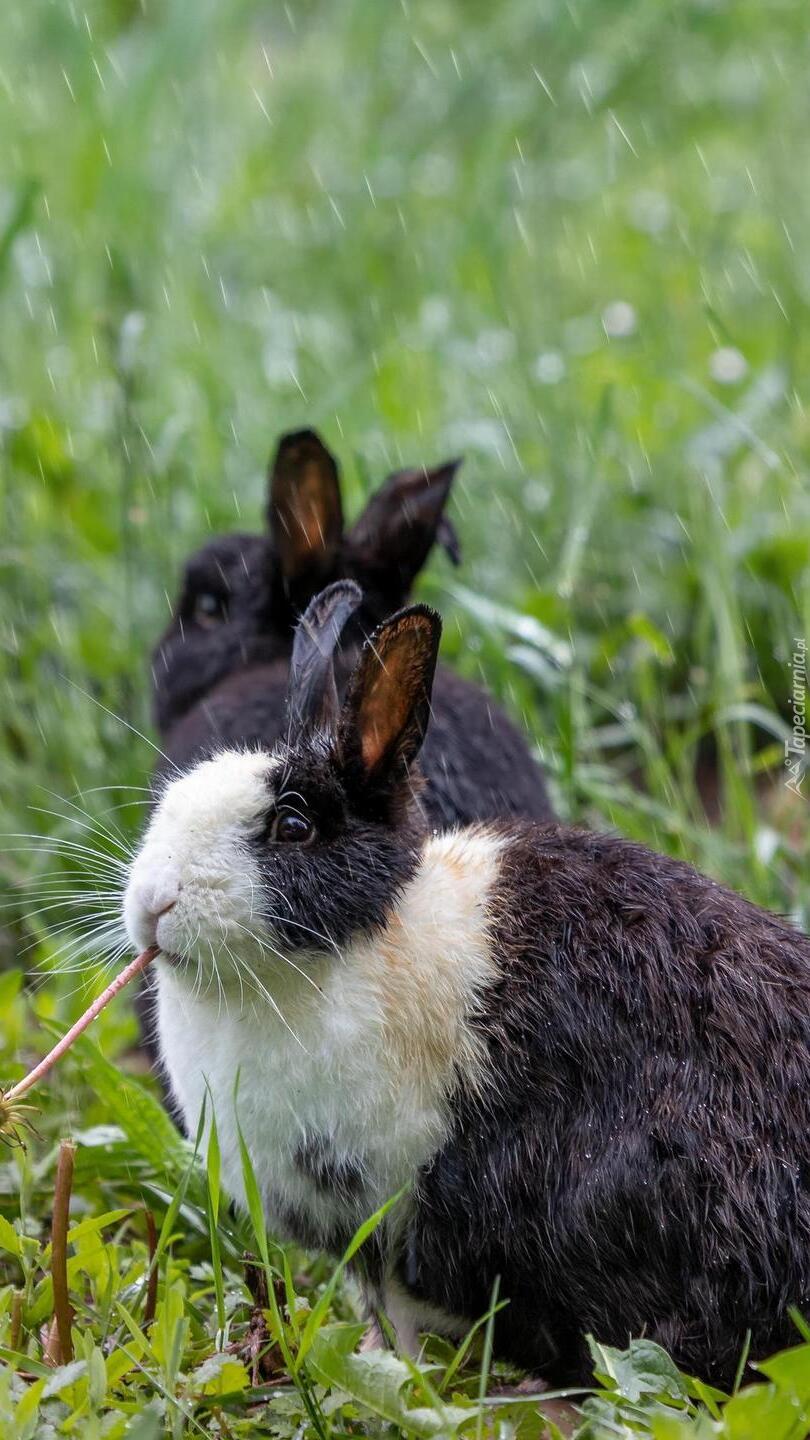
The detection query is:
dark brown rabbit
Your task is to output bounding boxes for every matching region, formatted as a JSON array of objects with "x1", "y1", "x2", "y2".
[
  {"x1": 126, "y1": 582, "x2": 810, "y2": 1391},
  {"x1": 151, "y1": 429, "x2": 553, "y2": 828}
]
